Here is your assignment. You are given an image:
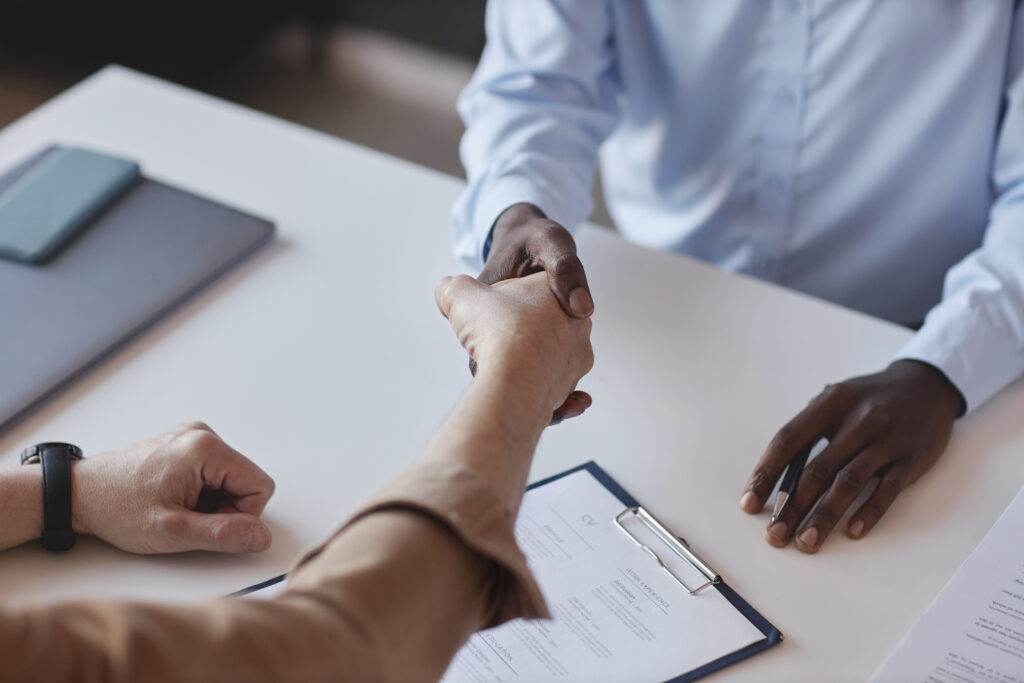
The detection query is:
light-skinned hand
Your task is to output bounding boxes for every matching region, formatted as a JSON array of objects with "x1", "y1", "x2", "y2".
[
  {"x1": 72, "y1": 422, "x2": 275, "y2": 554},
  {"x1": 434, "y1": 272, "x2": 594, "y2": 421}
]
